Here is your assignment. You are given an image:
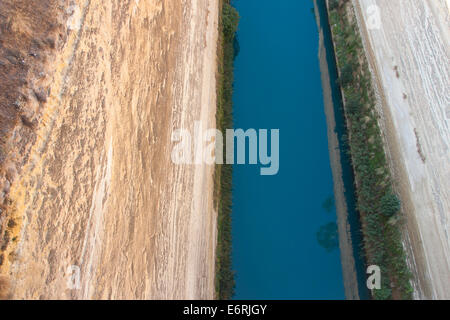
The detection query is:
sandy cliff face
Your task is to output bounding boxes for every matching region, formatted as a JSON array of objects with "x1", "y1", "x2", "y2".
[
  {"x1": 0, "y1": 1, "x2": 69, "y2": 296},
  {"x1": 354, "y1": 0, "x2": 450, "y2": 299},
  {"x1": 0, "y1": 0, "x2": 218, "y2": 299}
]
